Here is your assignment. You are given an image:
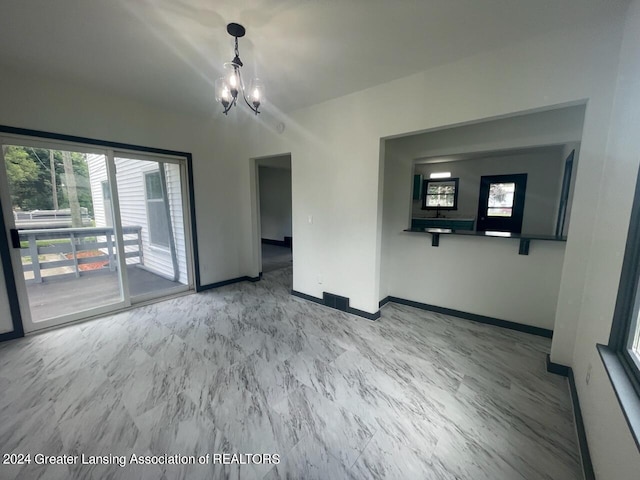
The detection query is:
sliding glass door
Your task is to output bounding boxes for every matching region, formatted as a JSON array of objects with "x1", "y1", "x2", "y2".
[
  {"x1": 113, "y1": 152, "x2": 190, "y2": 301},
  {"x1": 1, "y1": 140, "x2": 126, "y2": 330},
  {"x1": 0, "y1": 136, "x2": 193, "y2": 333}
]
